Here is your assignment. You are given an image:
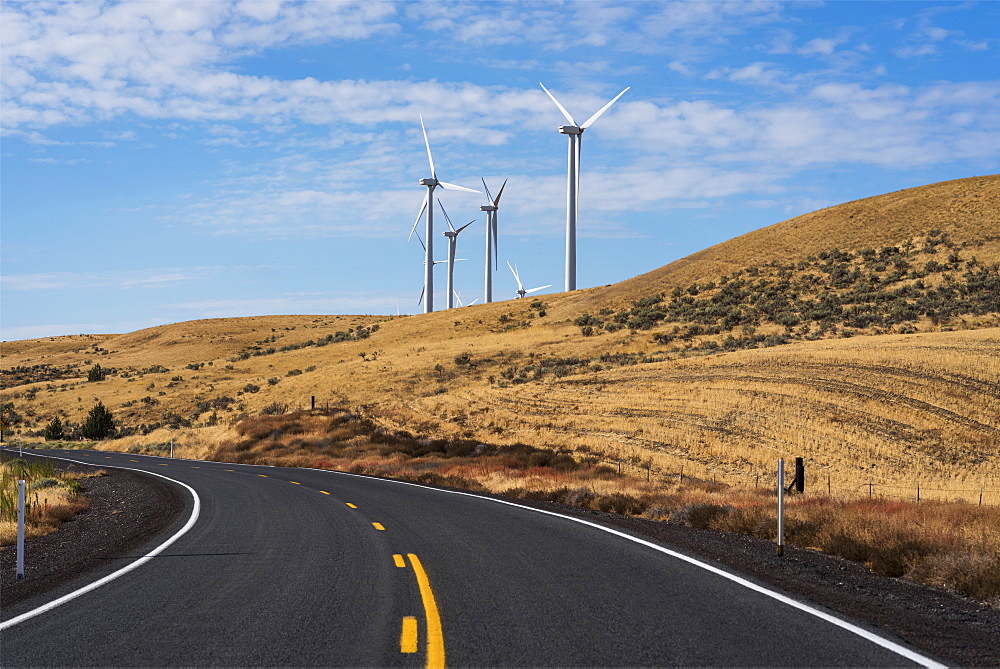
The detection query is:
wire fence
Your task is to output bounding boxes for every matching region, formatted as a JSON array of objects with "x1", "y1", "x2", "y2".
[{"x1": 600, "y1": 454, "x2": 1000, "y2": 507}]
